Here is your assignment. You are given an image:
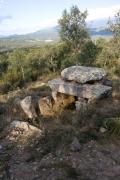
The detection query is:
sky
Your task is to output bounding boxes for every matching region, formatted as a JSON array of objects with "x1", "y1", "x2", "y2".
[{"x1": 0, "y1": 0, "x2": 120, "y2": 35}]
